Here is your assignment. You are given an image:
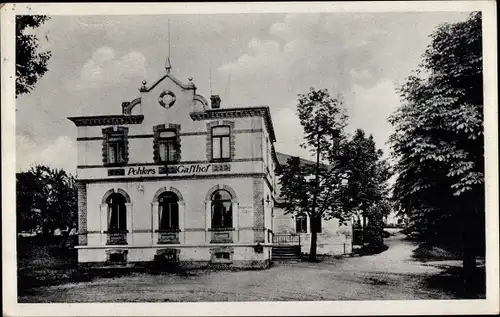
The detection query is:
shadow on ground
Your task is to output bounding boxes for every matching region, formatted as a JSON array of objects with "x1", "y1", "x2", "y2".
[
  {"x1": 410, "y1": 243, "x2": 486, "y2": 299},
  {"x1": 423, "y1": 265, "x2": 486, "y2": 299}
]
